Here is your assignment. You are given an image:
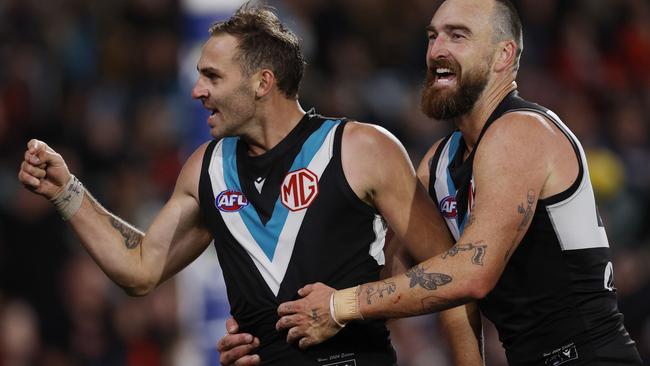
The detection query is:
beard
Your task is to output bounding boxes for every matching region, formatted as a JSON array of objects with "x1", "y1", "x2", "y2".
[
  {"x1": 420, "y1": 58, "x2": 489, "y2": 120},
  {"x1": 208, "y1": 82, "x2": 256, "y2": 140}
]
